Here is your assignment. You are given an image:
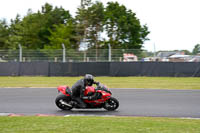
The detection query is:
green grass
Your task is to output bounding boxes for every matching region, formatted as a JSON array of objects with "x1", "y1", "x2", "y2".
[
  {"x1": 0, "y1": 76, "x2": 200, "y2": 89},
  {"x1": 0, "y1": 116, "x2": 200, "y2": 133}
]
